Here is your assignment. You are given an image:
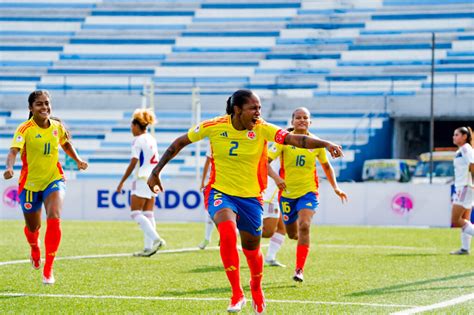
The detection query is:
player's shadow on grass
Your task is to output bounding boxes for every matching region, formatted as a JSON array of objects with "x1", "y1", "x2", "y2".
[
  {"x1": 348, "y1": 272, "x2": 474, "y2": 297},
  {"x1": 162, "y1": 286, "x2": 230, "y2": 296},
  {"x1": 385, "y1": 253, "x2": 440, "y2": 257},
  {"x1": 189, "y1": 265, "x2": 222, "y2": 273}
]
